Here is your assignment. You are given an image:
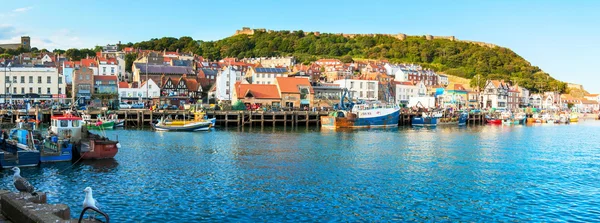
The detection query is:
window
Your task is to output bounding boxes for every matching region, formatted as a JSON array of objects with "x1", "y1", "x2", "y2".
[
  {"x1": 29, "y1": 76, "x2": 33, "y2": 83},
  {"x1": 58, "y1": 77, "x2": 62, "y2": 84},
  {"x1": 13, "y1": 87, "x2": 16, "y2": 93},
  {"x1": 29, "y1": 87, "x2": 32, "y2": 93},
  {"x1": 103, "y1": 67, "x2": 107, "y2": 74},
  {"x1": 60, "y1": 120, "x2": 68, "y2": 127},
  {"x1": 20, "y1": 76, "x2": 24, "y2": 83},
  {"x1": 21, "y1": 87, "x2": 24, "y2": 94},
  {"x1": 111, "y1": 67, "x2": 115, "y2": 74},
  {"x1": 47, "y1": 88, "x2": 51, "y2": 94},
  {"x1": 4, "y1": 76, "x2": 8, "y2": 83},
  {"x1": 58, "y1": 88, "x2": 62, "y2": 94},
  {"x1": 37, "y1": 87, "x2": 41, "y2": 94},
  {"x1": 37, "y1": 76, "x2": 41, "y2": 83},
  {"x1": 13, "y1": 76, "x2": 16, "y2": 83},
  {"x1": 95, "y1": 81, "x2": 102, "y2": 85},
  {"x1": 5, "y1": 87, "x2": 8, "y2": 93},
  {"x1": 226, "y1": 89, "x2": 230, "y2": 95},
  {"x1": 79, "y1": 74, "x2": 82, "y2": 80},
  {"x1": 226, "y1": 81, "x2": 230, "y2": 87},
  {"x1": 86, "y1": 75, "x2": 90, "y2": 80},
  {"x1": 360, "y1": 82, "x2": 363, "y2": 89},
  {"x1": 47, "y1": 76, "x2": 51, "y2": 83}
]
